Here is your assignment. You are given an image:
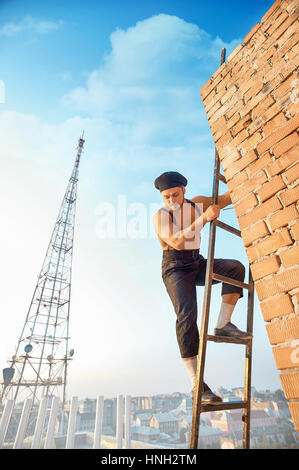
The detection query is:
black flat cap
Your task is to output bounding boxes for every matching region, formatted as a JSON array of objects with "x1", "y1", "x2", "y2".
[{"x1": 154, "y1": 171, "x2": 188, "y2": 192}]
